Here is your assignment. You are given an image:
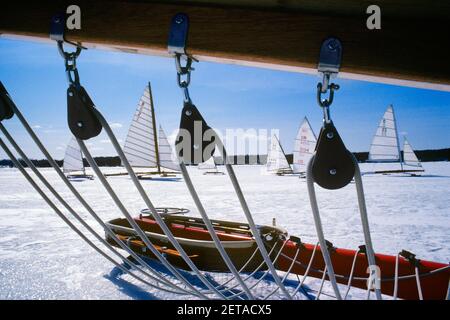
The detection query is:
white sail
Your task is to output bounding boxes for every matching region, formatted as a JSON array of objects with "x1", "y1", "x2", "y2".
[
  {"x1": 368, "y1": 105, "x2": 401, "y2": 162},
  {"x1": 198, "y1": 155, "x2": 217, "y2": 170},
  {"x1": 158, "y1": 126, "x2": 180, "y2": 171},
  {"x1": 266, "y1": 135, "x2": 291, "y2": 173},
  {"x1": 123, "y1": 85, "x2": 158, "y2": 168},
  {"x1": 403, "y1": 138, "x2": 422, "y2": 168},
  {"x1": 292, "y1": 117, "x2": 317, "y2": 173},
  {"x1": 63, "y1": 136, "x2": 84, "y2": 174}
]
